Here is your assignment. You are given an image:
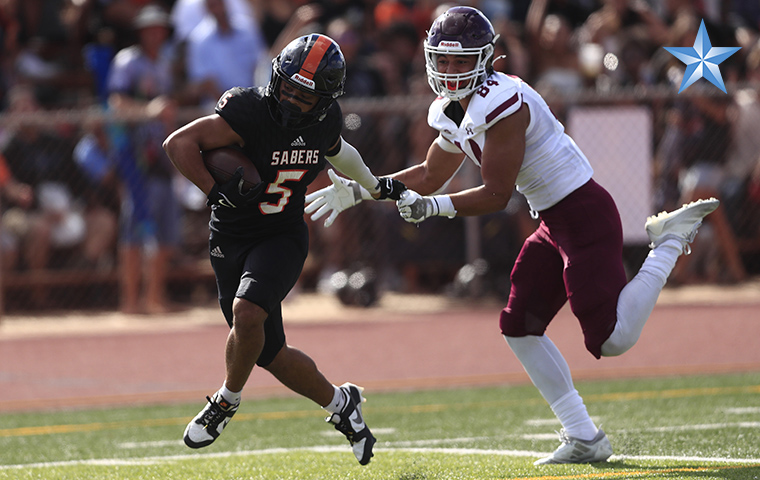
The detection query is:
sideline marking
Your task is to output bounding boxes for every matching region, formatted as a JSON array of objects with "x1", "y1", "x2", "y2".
[
  {"x1": 525, "y1": 419, "x2": 561, "y2": 426},
  {"x1": 114, "y1": 419, "x2": 760, "y2": 450},
  {"x1": 118, "y1": 440, "x2": 184, "y2": 449},
  {"x1": 1, "y1": 445, "x2": 759, "y2": 471},
  {"x1": 625, "y1": 421, "x2": 760, "y2": 432},
  {"x1": 725, "y1": 407, "x2": 760, "y2": 414},
  {"x1": 321, "y1": 427, "x2": 396, "y2": 438}
]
